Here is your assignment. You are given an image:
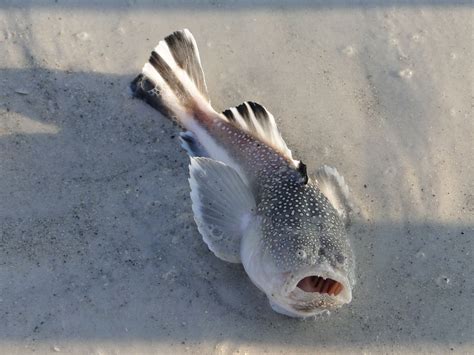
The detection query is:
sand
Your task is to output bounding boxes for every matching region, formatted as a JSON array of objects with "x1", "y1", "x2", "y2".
[{"x1": 0, "y1": 1, "x2": 472, "y2": 354}]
